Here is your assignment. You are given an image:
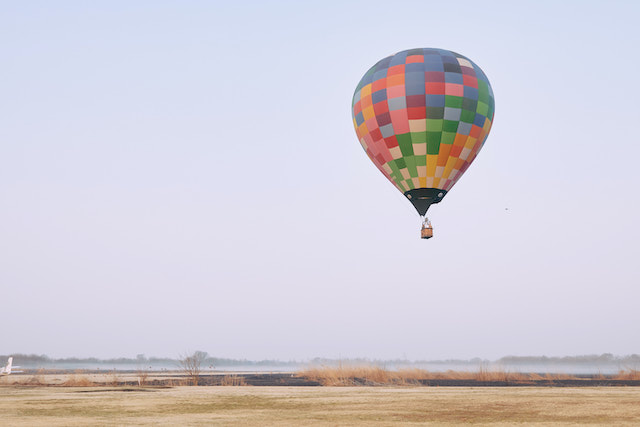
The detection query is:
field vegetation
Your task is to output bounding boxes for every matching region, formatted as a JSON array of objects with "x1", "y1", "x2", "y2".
[
  {"x1": 297, "y1": 365, "x2": 640, "y2": 386},
  {"x1": 2, "y1": 365, "x2": 639, "y2": 388},
  {"x1": 1, "y1": 386, "x2": 639, "y2": 426}
]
